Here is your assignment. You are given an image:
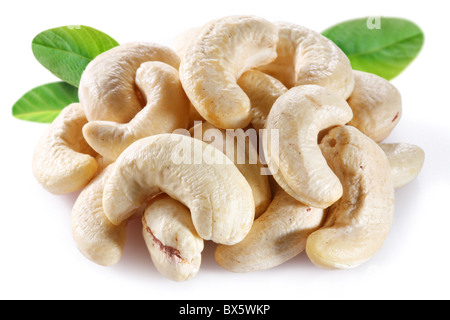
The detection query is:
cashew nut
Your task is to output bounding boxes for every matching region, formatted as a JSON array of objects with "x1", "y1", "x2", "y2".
[
  {"x1": 306, "y1": 125, "x2": 395, "y2": 269},
  {"x1": 179, "y1": 15, "x2": 279, "y2": 129},
  {"x1": 142, "y1": 194, "x2": 204, "y2": 282},
  {"x1": 237, "y1": 70, "x2": 288, "y2": 131},
  {"x1": 71, "y1": 164, "x2": 127, "y2": 266},
  {"x1": 79, "y1": 42, "x2": 180, "y2": 123},
  {"x1": 215, "y1": 186, "x2": 325, "y2": 273},
  {"x1": 263, "y1": 85, "x2": 353, "y2": 208},
  {"x1": 82, "y1": 61, "x2": 190, "y2": 161},
  {"x1": 380, "y1": 143, "x2": 425, "y2": 188},
  {"x1": 32, "y1": 103, "x2": 98, "y2": 195},
  {"x1": 347, "y1": 70, "x2": 402, "y2": 142},
  {"x1": 102, "y1": 134, "x2": 255, "y2": 245},
  {"x1": 257, "y1": 21, "x2": 355, "y2": 99},
  {"x1": 190, "y1": 121, "x2": 271, "y2": 218}
]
